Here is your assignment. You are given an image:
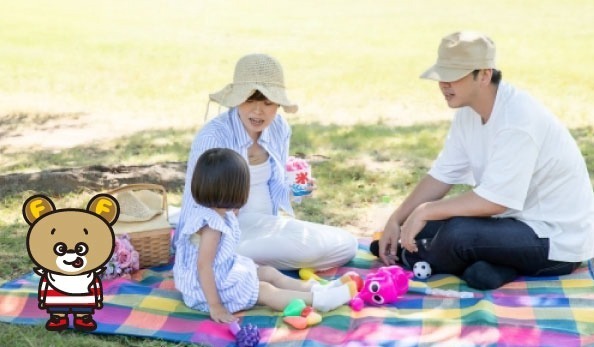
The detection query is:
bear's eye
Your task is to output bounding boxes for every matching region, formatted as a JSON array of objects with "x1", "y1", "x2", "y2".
[
  {"x1": 54, "y1": 243, "x2": 67, "y2": 256},
  {"x1": 75, "y1": 242, "x2": 88, "y2": 256},
  {"x1": 369, "y1": 281, "x2": 381, "y2": 293}
]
